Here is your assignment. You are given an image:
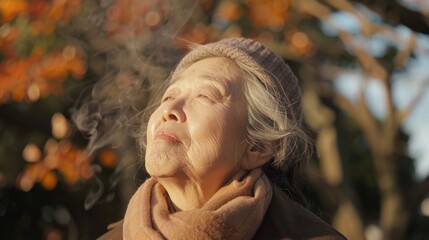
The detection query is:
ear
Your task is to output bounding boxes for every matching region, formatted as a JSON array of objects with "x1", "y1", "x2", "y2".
[{"x1": 241, "y1": 142, "x2": 274, "y2": 170}]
